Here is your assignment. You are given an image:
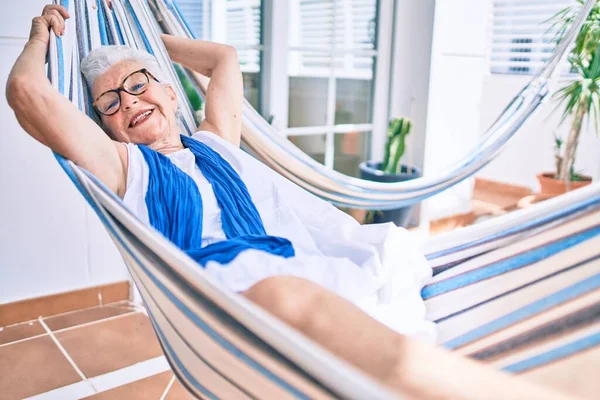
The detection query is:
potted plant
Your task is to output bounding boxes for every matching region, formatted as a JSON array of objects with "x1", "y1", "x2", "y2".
[
  {"x1": 539, "y1": 1, "x2": 599, "y2": 195},
  {"x1": 359, "y1": 117, "x2": 422, "y2": 227},
  {"x1": 537, "y1": 135, "x2": 593, "y2": 195}
]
